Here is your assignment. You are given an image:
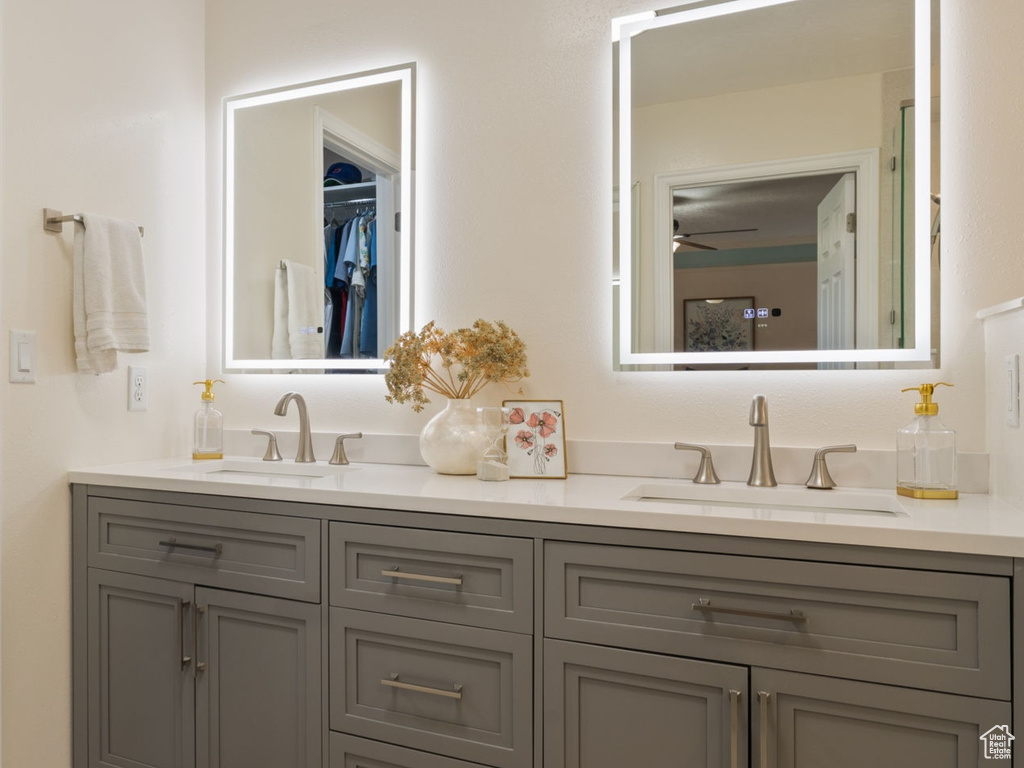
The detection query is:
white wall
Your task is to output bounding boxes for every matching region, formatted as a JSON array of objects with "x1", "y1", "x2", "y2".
[
  {"x1": 984, "y1": 307, "x2": 1024, "y2": 510},
  {"x1": 0, "y1": 1, "x2": 207, "y2": 764},
  {"x1": 205, "y1": 0, "x2": 1019, "y2": 459}
]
